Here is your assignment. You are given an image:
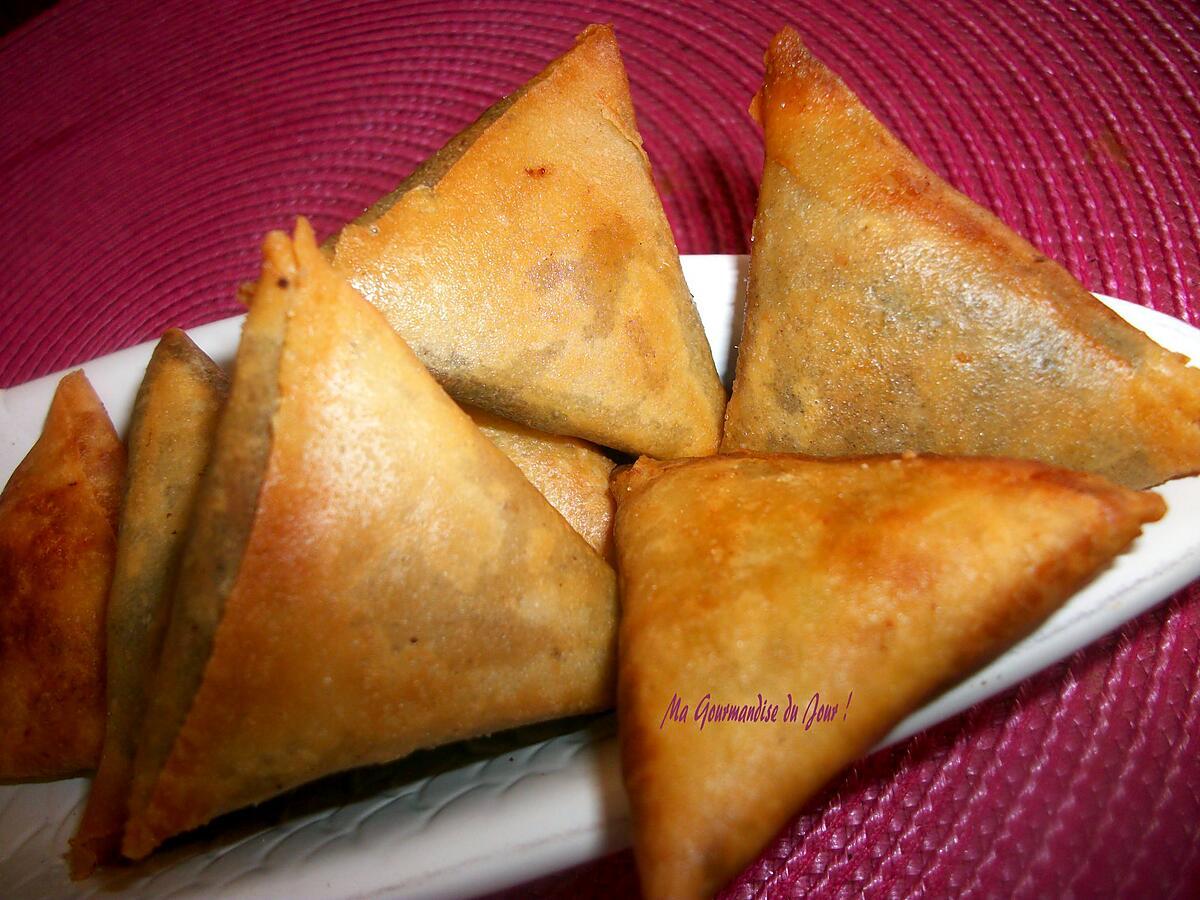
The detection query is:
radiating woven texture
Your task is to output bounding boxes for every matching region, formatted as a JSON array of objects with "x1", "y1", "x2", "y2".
[{"x1": 1, "y1": 1, "x2": 1198, "y2": 897}]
